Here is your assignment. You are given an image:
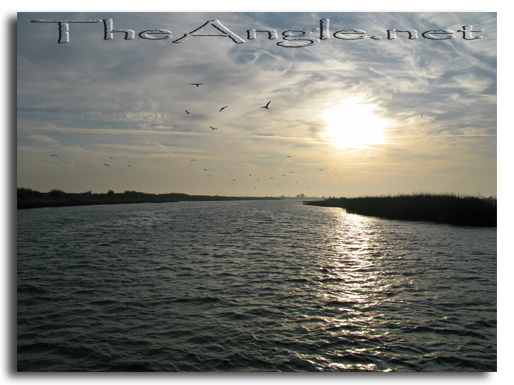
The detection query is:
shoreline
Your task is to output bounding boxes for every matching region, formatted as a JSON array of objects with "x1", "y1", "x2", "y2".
[
  {"x1": 304, "y1": 193, "x2": 497, "y2": 227},
  {"x1": 17, "y1": 188, "x2": 281, "y2": 210}
]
